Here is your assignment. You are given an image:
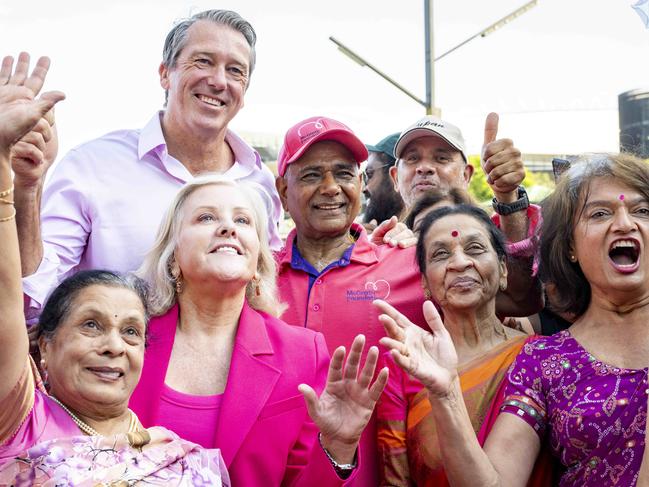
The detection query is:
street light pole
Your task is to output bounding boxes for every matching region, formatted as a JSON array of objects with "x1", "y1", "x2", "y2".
[
  {"x1": 424, "y1": 0, "x2": 440, "y2": 116},
  {"x1": 331, "y1": 0, "x2": 538, "y2": 115}
]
